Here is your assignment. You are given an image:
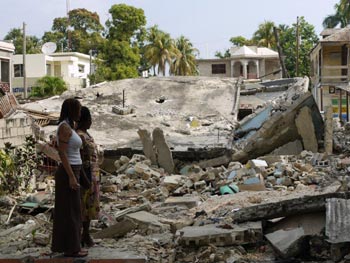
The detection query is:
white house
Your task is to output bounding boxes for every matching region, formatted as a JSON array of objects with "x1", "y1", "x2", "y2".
[
  {"x1": 196, "y1": 45, "x2": 282, "y2": 80},
  {"x1": 12, "y1": 52, "x2": 92, "y2": 95},
  {"x1": 0, "y1": 40, "x2": 15, "y2": 93}
]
